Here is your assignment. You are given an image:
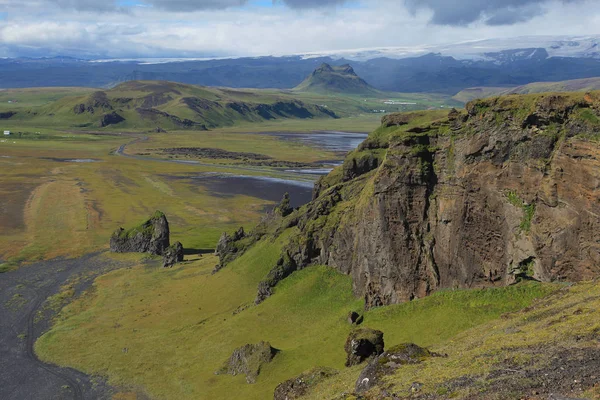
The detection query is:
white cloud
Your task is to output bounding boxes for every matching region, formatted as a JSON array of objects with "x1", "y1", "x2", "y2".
[{"x1": 0, "y1": 0, "x2": 598, "y2": 58}]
